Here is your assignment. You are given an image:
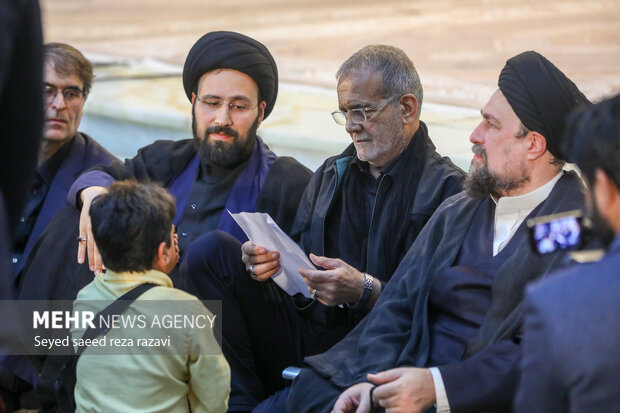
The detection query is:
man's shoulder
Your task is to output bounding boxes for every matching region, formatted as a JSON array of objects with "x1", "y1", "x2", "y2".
[
  {"x1": 315, "y1": 144, "x2": 356, "y2": 172},
  {"x1": 418, "y1": 145, "x2": 466, "y2": 193},
  {"x1": 141, "y1": 285, "x2": 200, "y2": 301},
  {"x1": 135, "y1": 138, "x2": 194, "y2": 158},
  {"x1": 527, "y1": 252, "x2": 620, "y2": 316},
  {"x1": 74, "y1": 275, "x2": 106, "y2": 302},
  {"x1": 130, "y1": 139, "x2": 196, "y2": 176},
  {"x1": 263, "y1": 156, "x2": 312, "y2": 195},
  {"x1": 271, "y1": 156, "x2": 313, "y2": 177},
  {"x1": 77, "y1": 132, "x2": 117, "y2": 165}
]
